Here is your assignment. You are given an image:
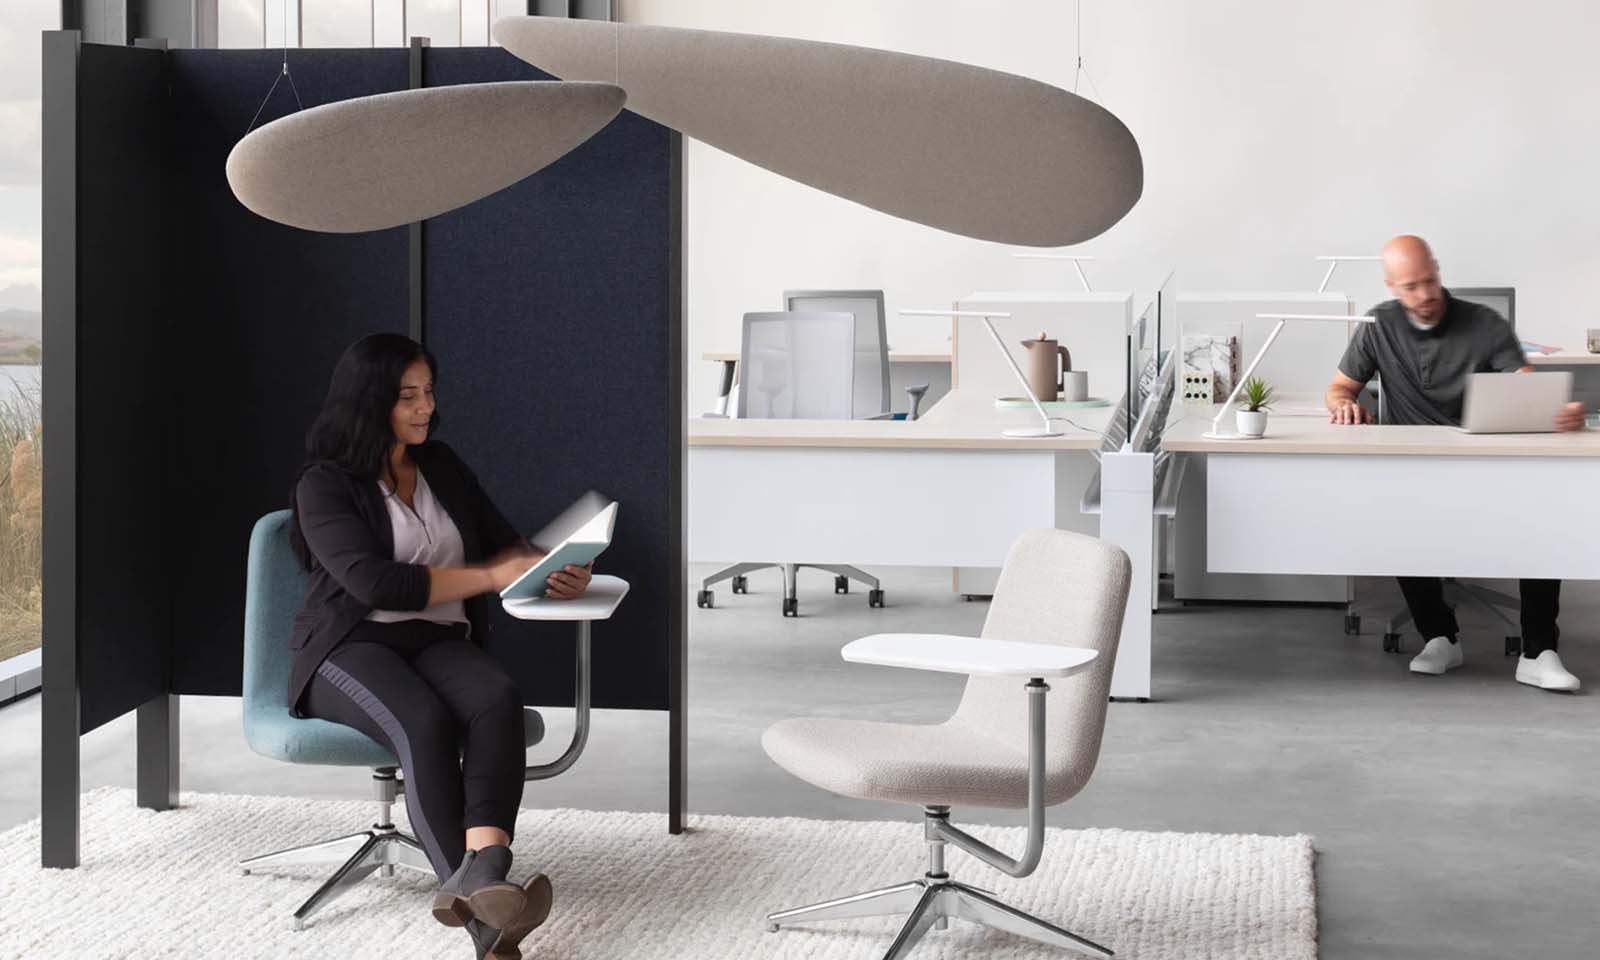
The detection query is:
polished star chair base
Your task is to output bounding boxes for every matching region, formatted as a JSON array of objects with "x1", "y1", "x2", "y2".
[
  {"x1": 239, "y1": 767, "x2": 434, "y2": 930},
  {"x1": 766, "y1": 806, "x2": 1112, "y2": 960}
]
